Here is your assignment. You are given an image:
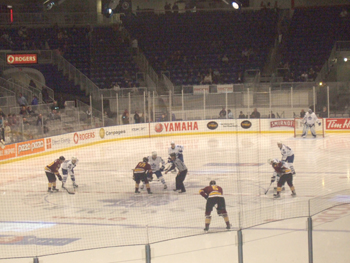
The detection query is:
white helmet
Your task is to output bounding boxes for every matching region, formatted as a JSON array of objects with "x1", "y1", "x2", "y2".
[
  {"x1": 71, "y1": 157, "x2": 78, "y2": 164},
  {"x1": 267, "y1": 158, "x2": 278, "y2": 165},
  {"x1": 308, "y1": 109, "x2": 312, "y2": 114},
  {"x1": 171, "y1": 141, "x2": 175, "y2": 145},
  {"x1": 152, "y1": 151, "x2": 157, "y2": 157}
]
